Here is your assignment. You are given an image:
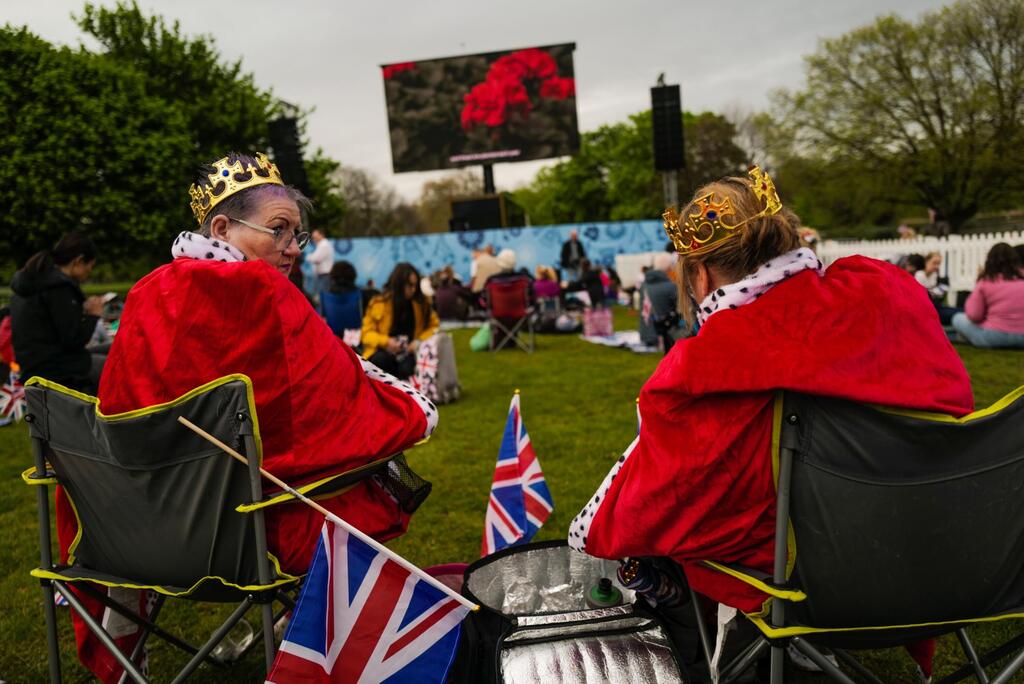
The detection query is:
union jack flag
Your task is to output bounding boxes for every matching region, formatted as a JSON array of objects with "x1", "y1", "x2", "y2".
[
  {"x1": 0, "y1": 369, "x2": 25, "y2": 422},
  {"x1": 481, "y1": 392, "x2": 554, "y2": 556},
  {"x1": 267, "y1": 522, "x2": 469, "y2": 684}
]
